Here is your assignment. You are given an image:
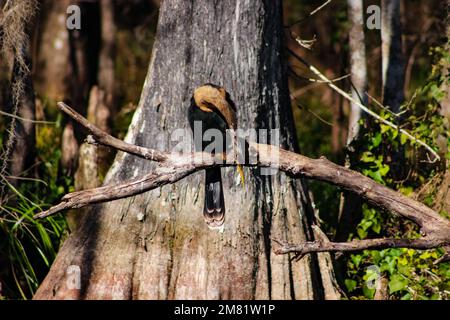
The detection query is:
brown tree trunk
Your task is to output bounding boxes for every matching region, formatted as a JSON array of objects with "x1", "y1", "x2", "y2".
[
  {"x1": 336, "y1": 0, "x2": 368, "y2": 241},
  {"x1": 69, "y1": 0, "x2": 117, "y2": 227},
  {"x1": 346, "y1": 0, "x2": 367, "y2": 144},
  {"x1": 98, "y1": 0, "x2": 116, "y2": 114},
  {"x1": 381, "y1": 0, "x2": 405, "y2": 113},
  {"x1": 34, "y1": 0, "x2": 72, "y2": 103},
  {"x1": 69, "y1": 86, "x2": 113, "y2": 231},
  {"x1": 34, "y1": 0, "x2": 338, "y2": 300},
  {"x1": 435, "y1": 11, "x2": 450, "y2": 216},
  {"x1": 34, "y1": 0, "x2": 98, "y2": 174},
  {"x1": 381, "y1": 0, "x2": 406, "y2": 180}
]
